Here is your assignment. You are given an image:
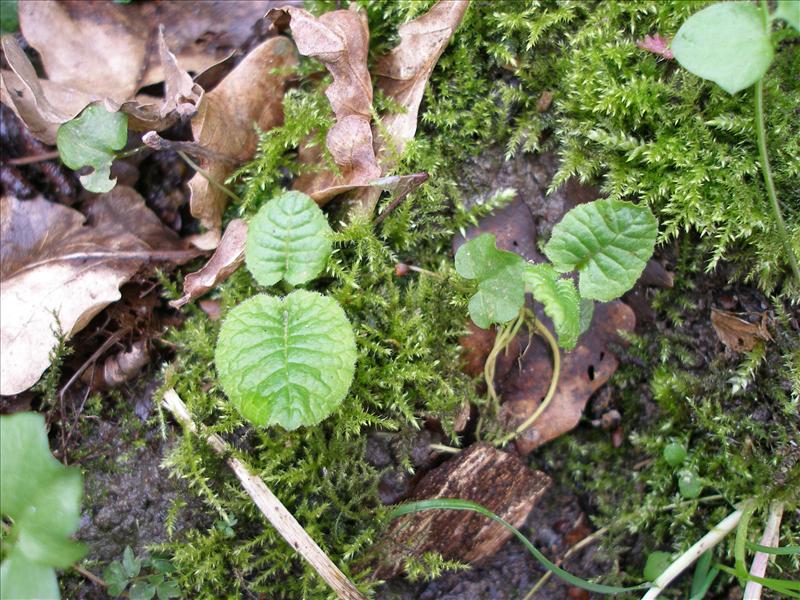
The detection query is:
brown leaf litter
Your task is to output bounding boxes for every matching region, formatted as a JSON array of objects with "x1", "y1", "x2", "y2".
[
  {"x1": 710, "y1": 308, "x2": 772, "y2": 353},
  {"x1": 0, "y1": 187, "x2": 199, "y2": 396}
]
